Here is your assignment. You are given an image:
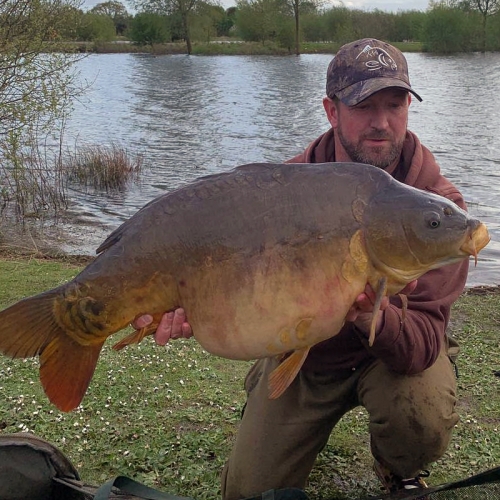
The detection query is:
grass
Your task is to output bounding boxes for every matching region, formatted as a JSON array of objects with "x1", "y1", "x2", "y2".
[{"x1": 0, "y1": 256, "x2": 499, "y2": 499}]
